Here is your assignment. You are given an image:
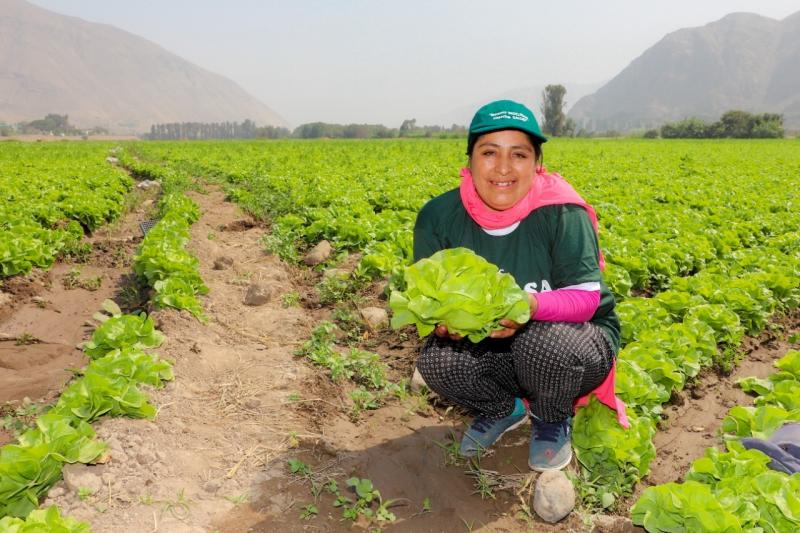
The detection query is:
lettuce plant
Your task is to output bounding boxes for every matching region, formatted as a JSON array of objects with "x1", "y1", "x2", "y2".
[{"x1": 389, "y1": 248, "x2": 530, "y2": 342}]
